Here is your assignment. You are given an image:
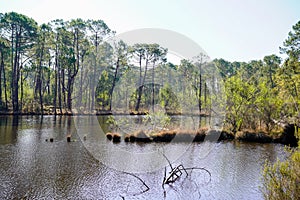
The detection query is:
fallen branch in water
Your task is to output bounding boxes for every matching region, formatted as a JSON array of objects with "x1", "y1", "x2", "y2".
[
  {"x1": 185, "y1": 167, "x2": 212, "y2": 183},
  {"x1": 119, "y1": 153, "x2": 211, "y2": 199},
  {"x1": 123, "y1": 172, "x2": 150, "y2": 196},
  {"x1": 161, "y1": 152, "x2": 211, "y2": 185},
  {"x1": 164, "y1": 164, "x2": 188, "y2": 184},
  {"x1": 162, "y1": 152, "x2": 174, "y2": 170}
]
